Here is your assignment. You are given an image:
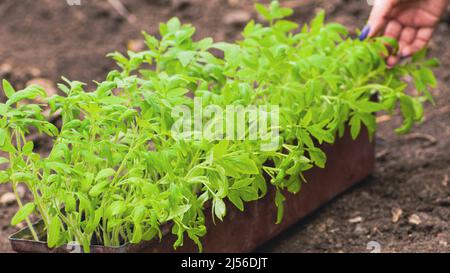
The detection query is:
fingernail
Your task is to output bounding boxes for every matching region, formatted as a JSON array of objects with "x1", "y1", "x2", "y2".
[
  {"x1": 401, "y1": 49, "x2": 411, "y2": 58},
  {"x1": 359, "y1": 25, "x2": 371, "y2": 41}
]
